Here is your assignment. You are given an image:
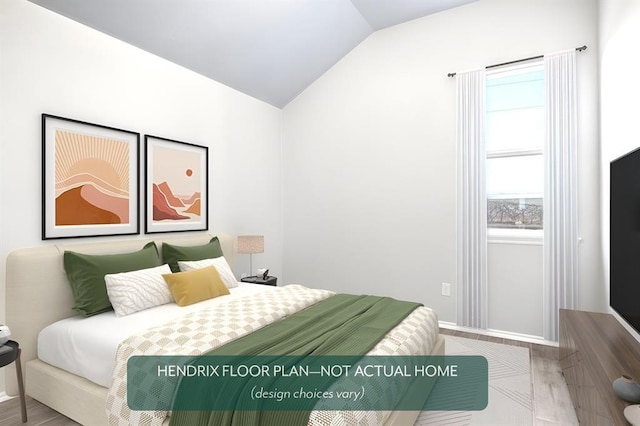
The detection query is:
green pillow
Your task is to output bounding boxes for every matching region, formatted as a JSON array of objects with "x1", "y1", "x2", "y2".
[
  {"x1": 162, "y1": 236, "x2": 224, "y2": 273},
  {"x1": 64, "y1": 242, "x2": 161, "y2": 317}
]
